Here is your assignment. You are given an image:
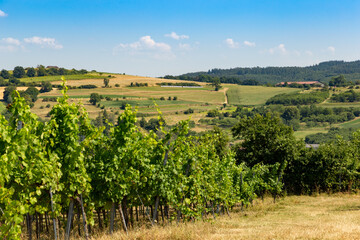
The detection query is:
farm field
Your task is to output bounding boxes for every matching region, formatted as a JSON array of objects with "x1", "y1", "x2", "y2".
[
  {"x1": 338, "y1": 117, "x2": 360, "y2": 129},
  {"x1": 88, "y1": 194, "x2": 360, "y2": 240},
  {"x1": 226, "y1": 84, "x2": 300, "y2": 105},
  {"x1": 29, "y1": 74, "x2": 225, "y2": 131},
  {"x1": 294, "y1": 127, "x2": 329, "y2": 140},
  {"x1": 19, "y1": 74, "x2": 107, "y2": 82}
]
